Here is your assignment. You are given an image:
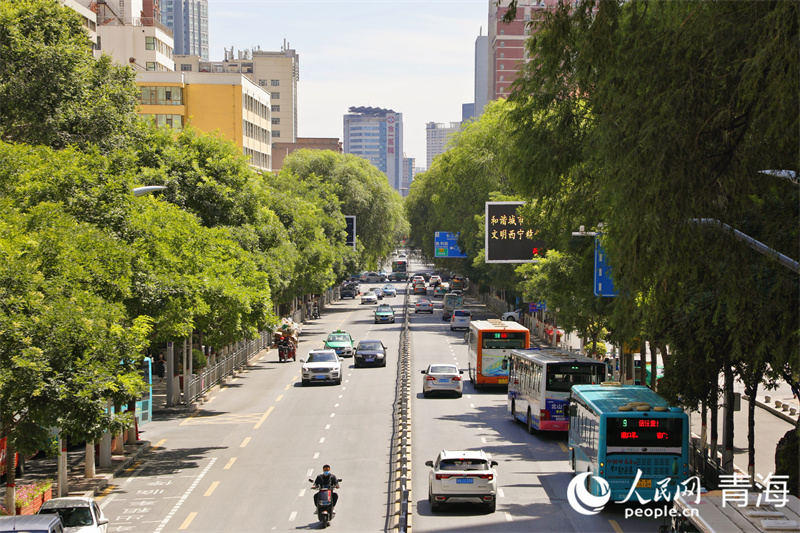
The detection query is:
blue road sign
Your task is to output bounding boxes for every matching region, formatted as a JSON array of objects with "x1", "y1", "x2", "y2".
[
  {"x1": 594, "y1": 237, "x2": 618, "y2": 297},
  {"x1": 434, "y1": 231, "x2": 468, "y2": 258},
  {"x1": 529, "y1": 301, "x2": 547, "y2": 313}
]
